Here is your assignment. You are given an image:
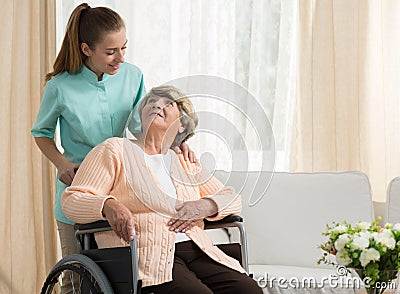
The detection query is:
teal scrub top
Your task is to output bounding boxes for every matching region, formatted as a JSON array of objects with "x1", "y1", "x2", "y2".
[{"x1": 31, "y1": 62, "x2": 146, "y2": 224}]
